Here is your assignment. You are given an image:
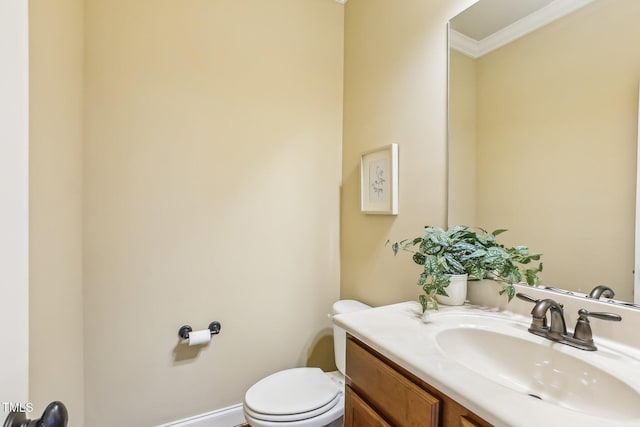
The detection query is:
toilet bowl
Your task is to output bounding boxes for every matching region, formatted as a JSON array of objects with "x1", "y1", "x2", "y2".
[{"x1": 243, "y1": 300, "x2": 370, "y2": 427}]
